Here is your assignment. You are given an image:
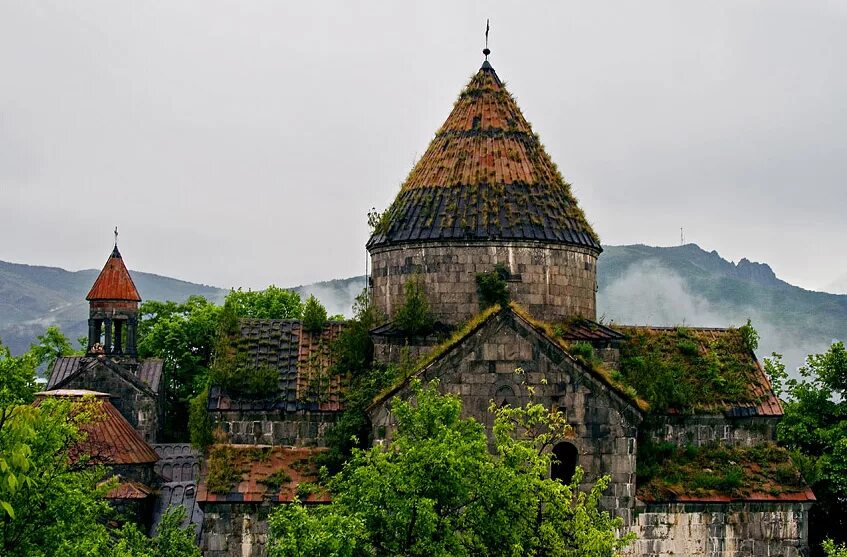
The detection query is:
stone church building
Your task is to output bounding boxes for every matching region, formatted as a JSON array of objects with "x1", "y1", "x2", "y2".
[{"x1": 48, "y1": 51, "x2": 814, "y2": 557}]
